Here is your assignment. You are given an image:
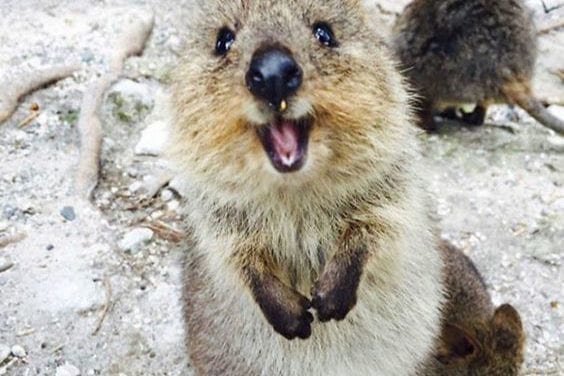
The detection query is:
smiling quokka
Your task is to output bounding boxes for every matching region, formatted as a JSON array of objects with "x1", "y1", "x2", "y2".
[{"x1": 169, "y1": 1, "x2": 523, "y2": 375}]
